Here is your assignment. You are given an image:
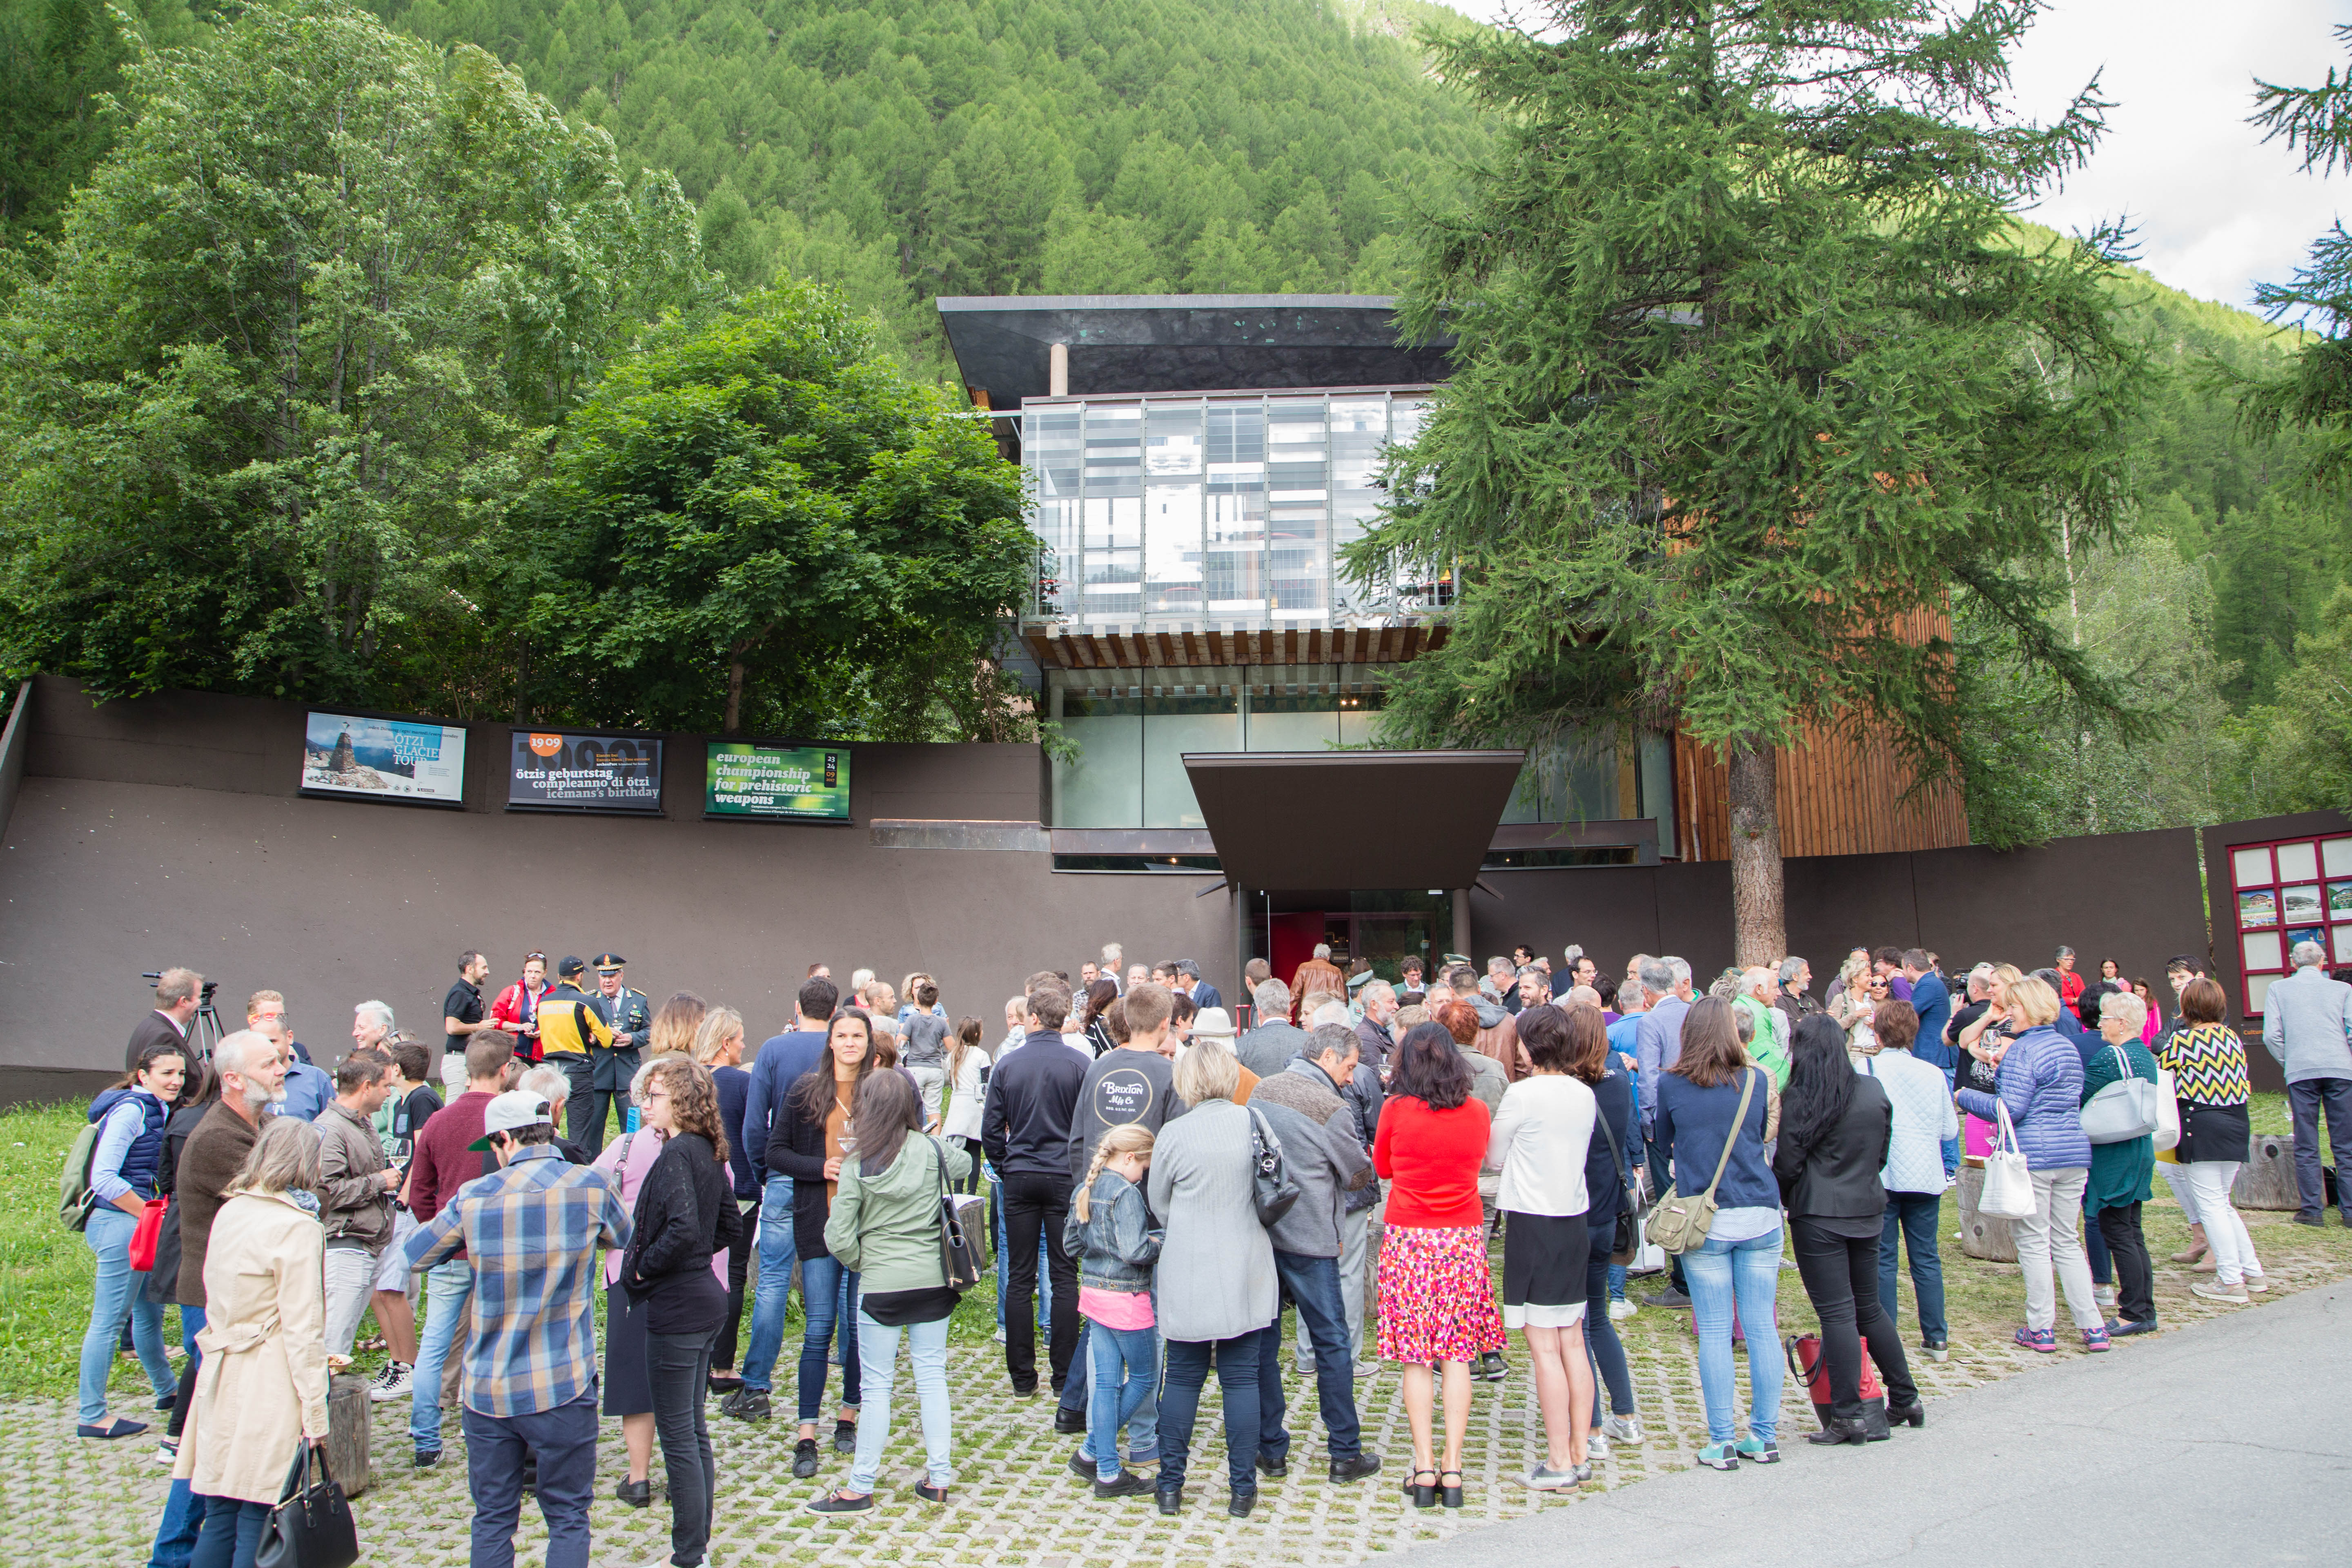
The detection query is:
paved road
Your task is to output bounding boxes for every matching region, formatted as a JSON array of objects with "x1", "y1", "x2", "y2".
[{"x1": 1374, "y1": 1278, "x2": 2352, "y2": 1568}]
